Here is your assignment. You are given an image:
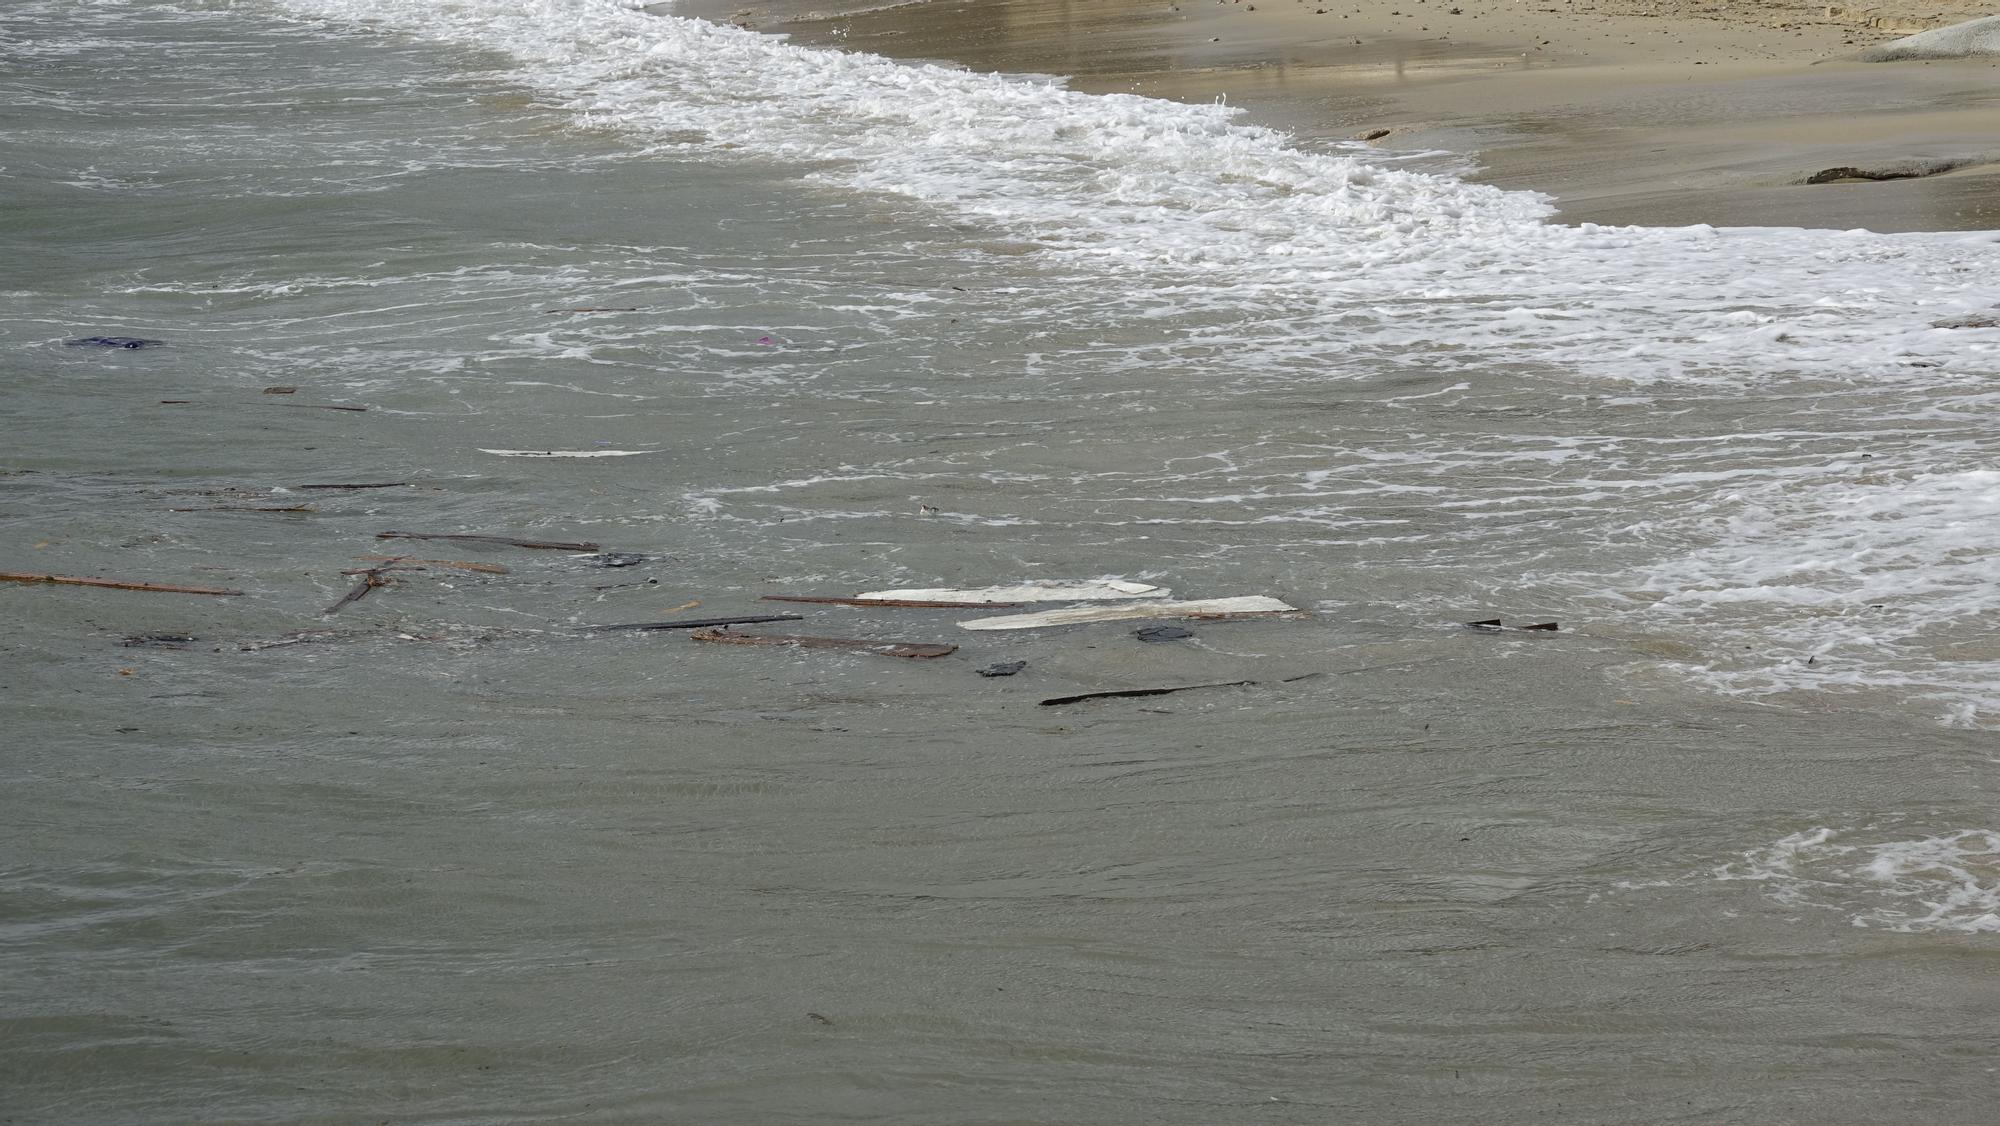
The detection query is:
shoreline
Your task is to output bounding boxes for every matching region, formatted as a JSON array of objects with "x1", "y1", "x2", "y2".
[{"x1": 677, "y1": 0, "x2": 2000, "y2": 231}]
